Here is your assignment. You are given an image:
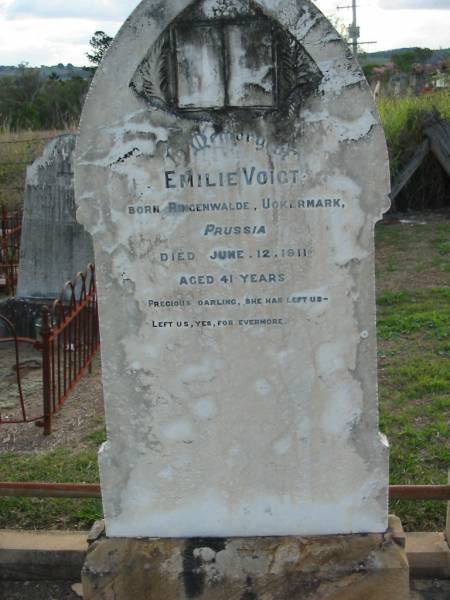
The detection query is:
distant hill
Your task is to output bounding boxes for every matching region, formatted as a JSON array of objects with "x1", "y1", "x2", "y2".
[
  {"x1": 0, "y1": 64, "x2": 92, "y2": 80},
  {"x1": 360, "y1": 47, "x2": 450, "y2": 66},
  {"x1": 1, "y1": 47, "x2": 449, "y2": 79}
]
